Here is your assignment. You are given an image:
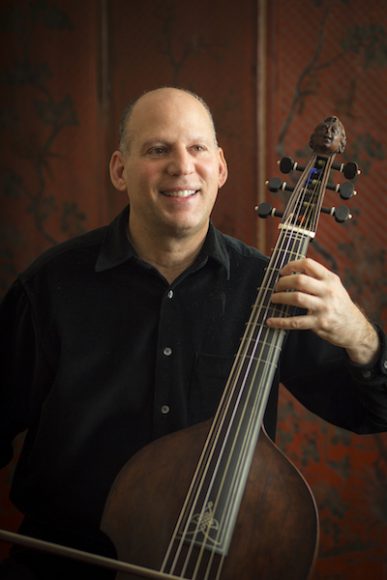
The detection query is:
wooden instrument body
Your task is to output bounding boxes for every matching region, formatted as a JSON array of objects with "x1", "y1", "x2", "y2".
[{"x1": 102, "y1": 420, "x2": 319, "y2": 580}]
